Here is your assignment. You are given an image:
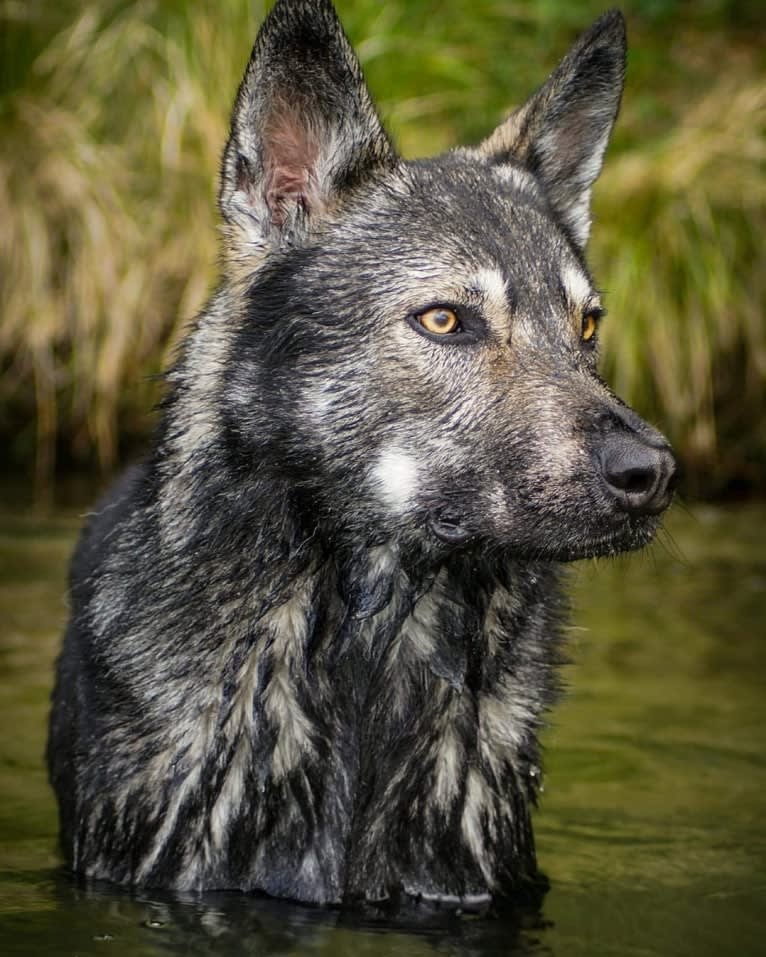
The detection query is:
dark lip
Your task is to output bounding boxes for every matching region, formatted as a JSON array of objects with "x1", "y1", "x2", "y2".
[
  {"x1": 425, "y1": 509, "x2": 661, "y2": 559},
  {"x1": 546, "y1": 518, "x2": 661, "y2": 562},
  {"x1": 428, "y1": 515, "x2": 473, "y2": 545}
]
